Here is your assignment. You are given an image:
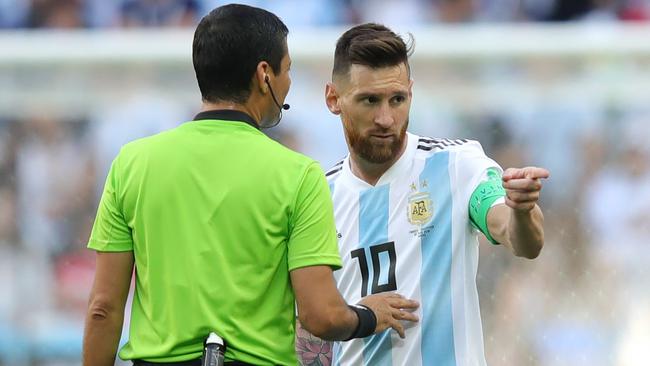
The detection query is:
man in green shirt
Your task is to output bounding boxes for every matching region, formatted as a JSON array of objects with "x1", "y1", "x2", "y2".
[{"x1": 82, "y1": 4, "x2": 419, "y2": 366}]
